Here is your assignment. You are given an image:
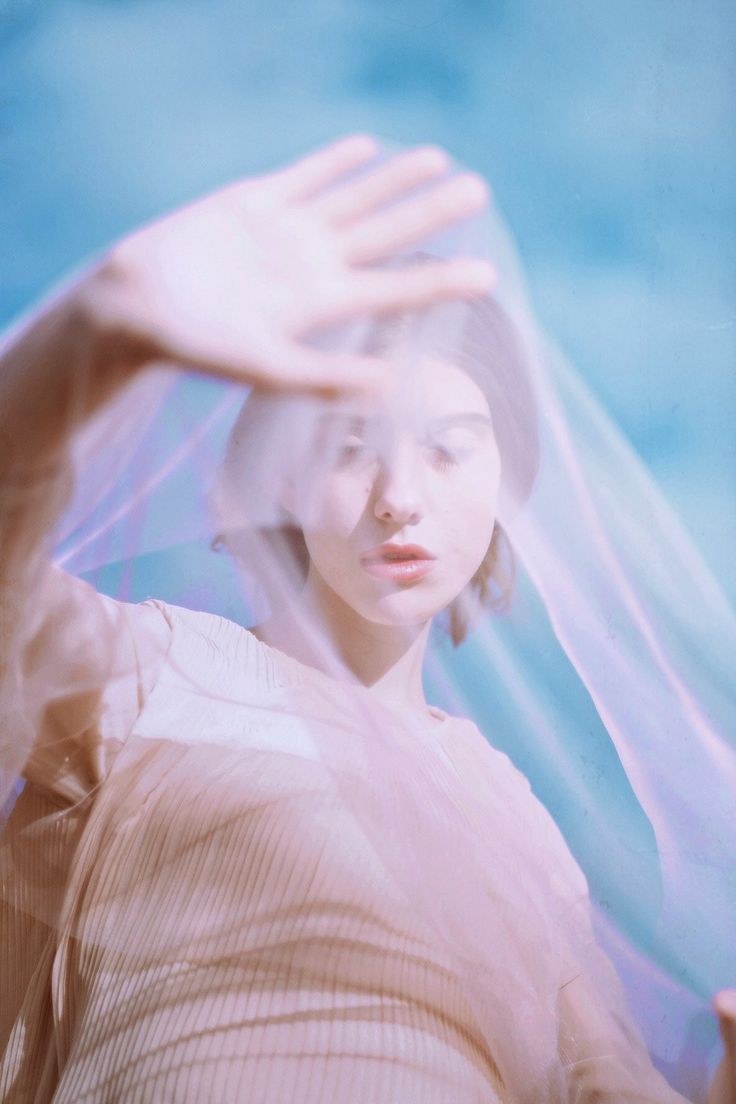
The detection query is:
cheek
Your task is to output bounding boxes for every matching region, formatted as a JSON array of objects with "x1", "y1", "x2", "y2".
[
  {"x1": 309, "y1": 474, "x2": 371, "y2": 536},
  {"x1": 445, "y1": 497, "x2": 496, "y2": 557},
  {"x1": 441, "y1": 468, "x2": 500, "y2": 564},
  {"x1": 300, "y1": 475, "x2": 372, "y2": 578},
  {"x1": 291, "y1": 453, "x2": 368, "y2": 525}
]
